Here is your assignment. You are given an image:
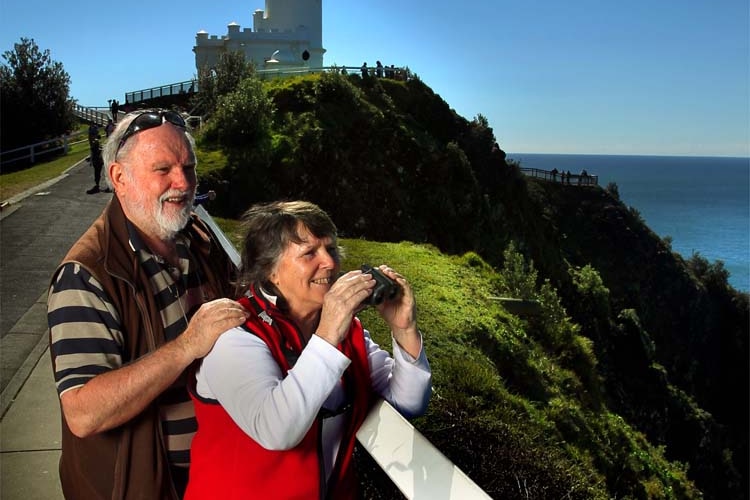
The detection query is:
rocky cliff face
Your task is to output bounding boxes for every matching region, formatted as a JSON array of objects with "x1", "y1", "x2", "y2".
[
  {"x1": 200, "y1": 70, "x2": 749, "y2": 497},
  {"x1": 519, "y1": 179, "x2": 749, "y2": 498}
]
